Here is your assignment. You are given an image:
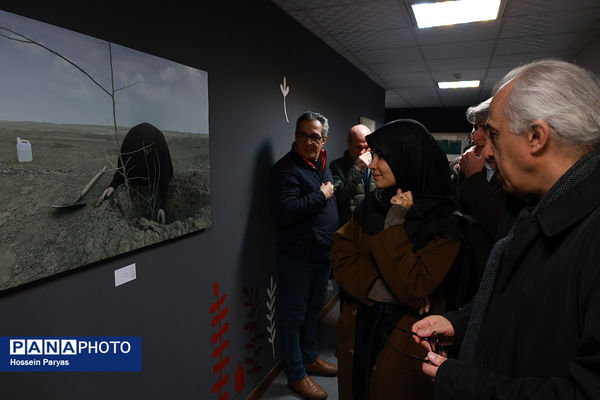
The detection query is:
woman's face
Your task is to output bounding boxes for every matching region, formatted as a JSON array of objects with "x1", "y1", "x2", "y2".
[{"x1": 370, "y1": 152, "x2": 396, "y2": 189}]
